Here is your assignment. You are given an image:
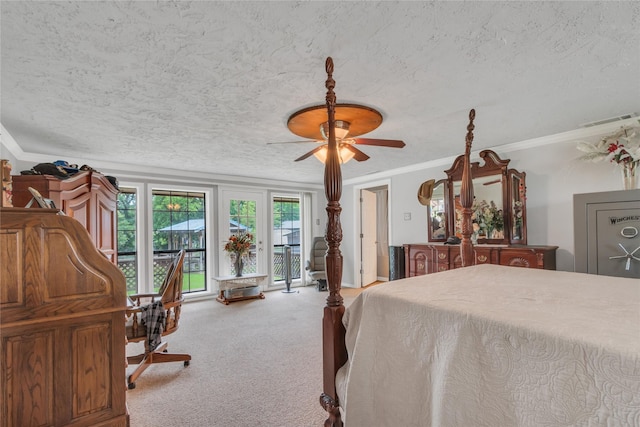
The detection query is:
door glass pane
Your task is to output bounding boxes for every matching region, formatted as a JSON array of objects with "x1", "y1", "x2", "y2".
[
  {"x1": 152, "y1": 190, "x2": 206, "y2": 293},
  {"x1": 229, "y1": 199, "x2": 256, "y2": 275},
  {"x1": 272, "y1": 196, "x2": 301, "y2": 281}
]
